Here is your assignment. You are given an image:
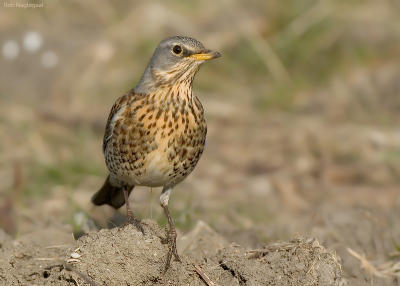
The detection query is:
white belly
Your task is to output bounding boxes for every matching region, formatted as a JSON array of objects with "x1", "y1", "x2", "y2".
[{"x1": 116, "y1": 151, "x2": 172, "y2": 187}]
